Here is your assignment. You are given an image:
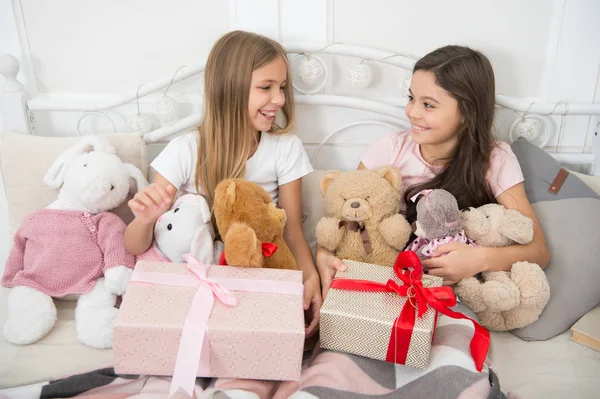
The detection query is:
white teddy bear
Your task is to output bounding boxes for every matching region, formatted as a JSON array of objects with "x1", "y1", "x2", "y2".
[
  {"x1": 138, "y1": 194, "x2": 222, "y2": 265},
  {"x1": 1, "y1": 135, "x2": 147, "y2": 348}
]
